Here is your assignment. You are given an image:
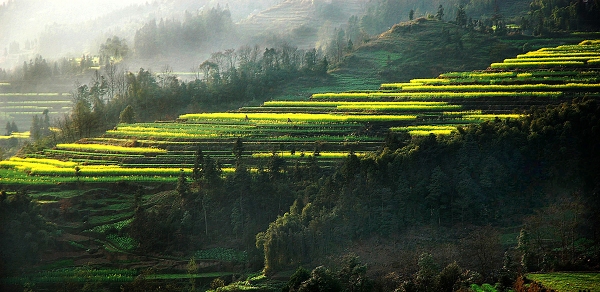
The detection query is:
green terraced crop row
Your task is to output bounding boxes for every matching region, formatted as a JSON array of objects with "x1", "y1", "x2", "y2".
[
  {"x1": 399, "y1": 84, "x2": 600, "y2": 92},
  {"x1": 56, "y1": 143, "x2": 167, "y2": 154},
  {"x1": 0, "y1": 93, "x2": 62, "y2": 96},
  {"x1": 503, "y1": 56, "x2": 599, "y2": 63},
  {"x1": 251, "y1": 151, "x2": 365, "y2": 159},
  {"x1": 517, "y1": 52, "x2": 600, "y2": 58},
  {"x1": 390, "y1": 125, "x2": 460, "y2": 136},
  {"x1": 316, "y1": 91, "x2": 564, "y2": 99},
  {"x1": 490, "y1": 61, "x2": 586, "y2": 69},
  {"x1": 262, "y1": 101, "x2": 450, "y2": 107},
  {"x1": 179, "y1": 112, "x2": 418, "y2": 122},
  {"x1": 0, "y1": 131, "x2": 30, "y2": 140}
]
